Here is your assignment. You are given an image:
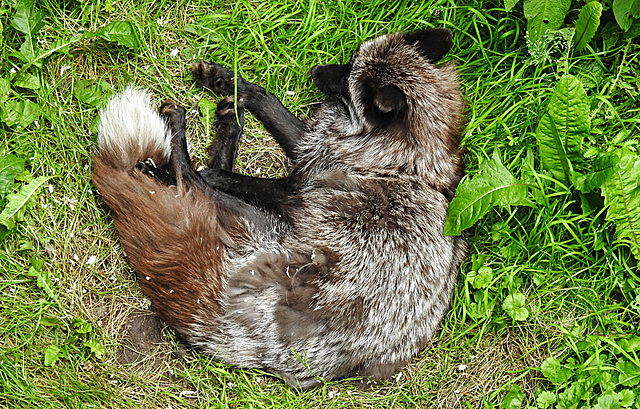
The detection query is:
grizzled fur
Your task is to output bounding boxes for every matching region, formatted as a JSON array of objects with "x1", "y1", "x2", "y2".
[{"x1": 92, "y1": 28, "x2": 466, "y2": 388}]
